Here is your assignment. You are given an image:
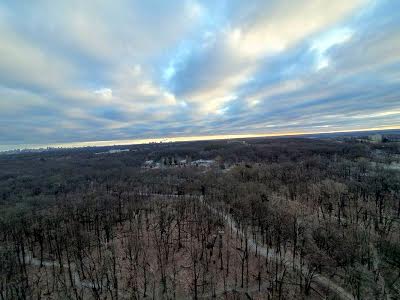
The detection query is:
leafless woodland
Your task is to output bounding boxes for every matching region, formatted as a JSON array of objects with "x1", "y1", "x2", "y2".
[{"x1": 1, "y1": 136, "x2": 400, "y2": 299}]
